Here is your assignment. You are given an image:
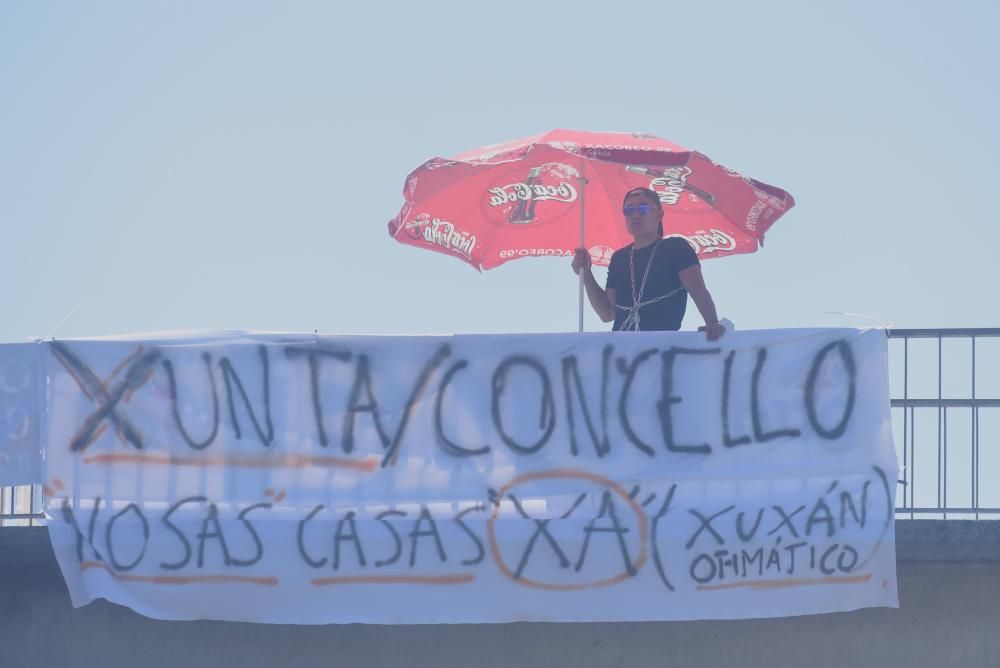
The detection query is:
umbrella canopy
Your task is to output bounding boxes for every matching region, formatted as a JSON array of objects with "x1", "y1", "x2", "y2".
[{"x1": 388, "y1": 129, "x2": 794, "y2": 271}]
